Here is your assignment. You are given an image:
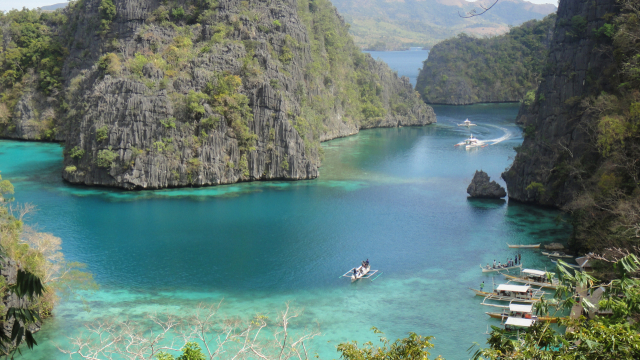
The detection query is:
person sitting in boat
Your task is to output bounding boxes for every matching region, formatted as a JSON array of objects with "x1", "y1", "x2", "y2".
[
  {"x1": 353, "y1": 268, "x2": 357, "y2": 277},
  {"x1": 365, "y1": 259, "x2": 369, "y2": 267},
  {"x1": 493, "y1": 260, "x2": 496, "y2": 268}
]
